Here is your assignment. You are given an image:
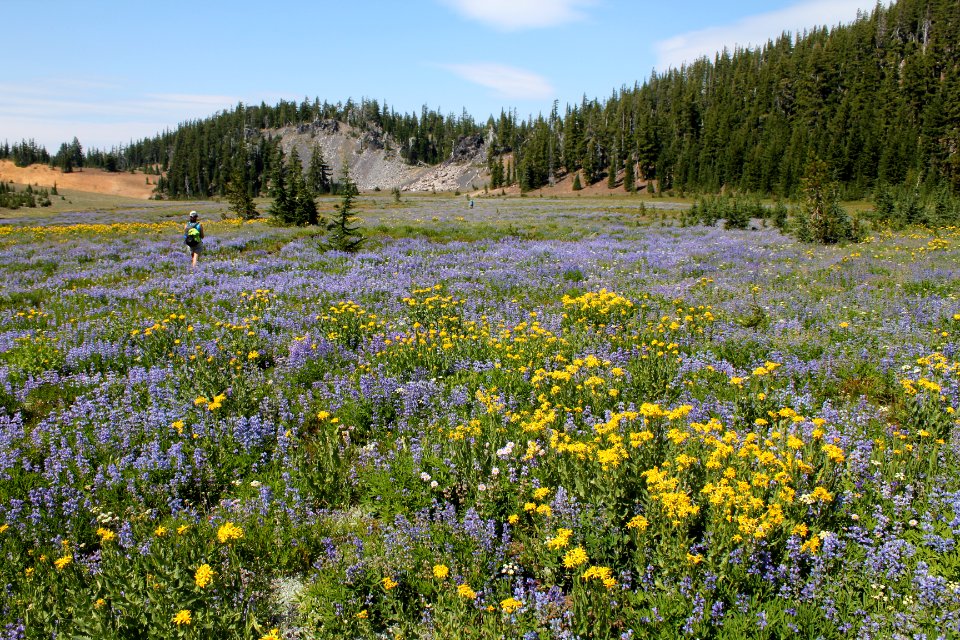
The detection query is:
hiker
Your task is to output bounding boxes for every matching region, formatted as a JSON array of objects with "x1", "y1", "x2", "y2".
[{"x1": 184, "y1": 211, "x2": 204, "y2": 267}]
